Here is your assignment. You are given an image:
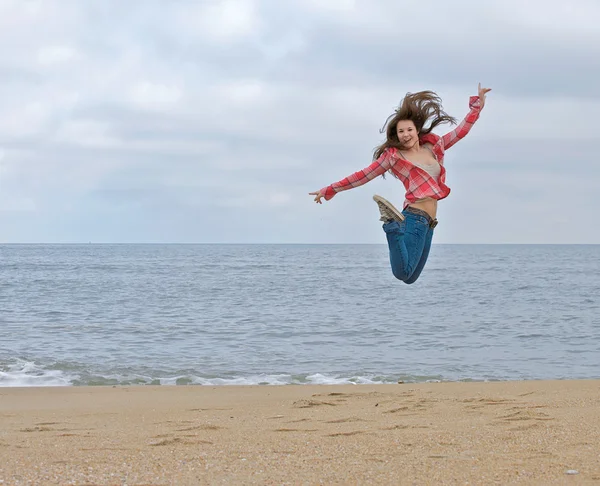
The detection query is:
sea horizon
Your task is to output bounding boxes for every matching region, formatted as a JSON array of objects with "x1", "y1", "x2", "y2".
[{"x1": 2, "y1": 242, "x2": 598, "y2": 246}]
